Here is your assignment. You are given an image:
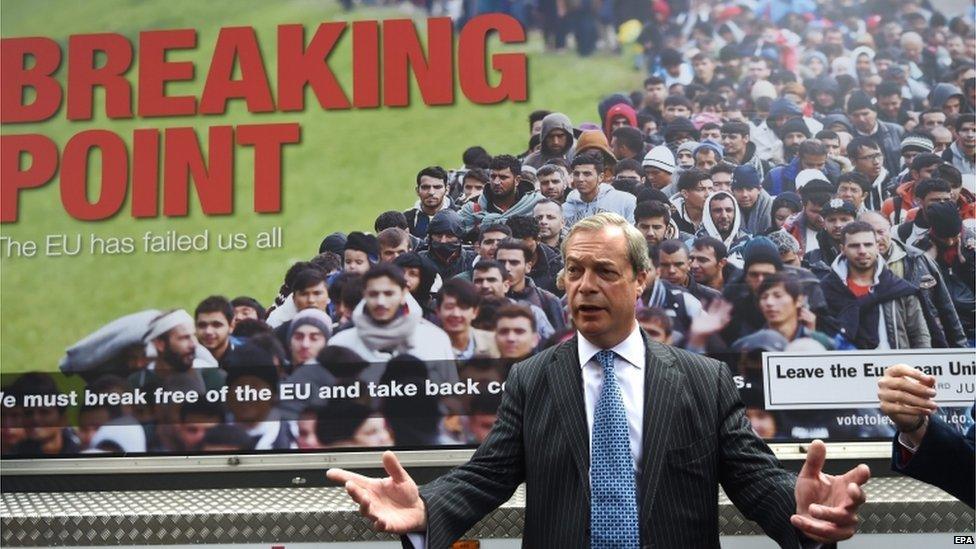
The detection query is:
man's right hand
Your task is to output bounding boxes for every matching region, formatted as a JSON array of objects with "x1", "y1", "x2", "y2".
[
  {"x1": 326, "y1": 451, "x2": 427, "y2": 533},
  {"x1": 878, "y1": 364, "x2": 938, "y2": 441}
]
